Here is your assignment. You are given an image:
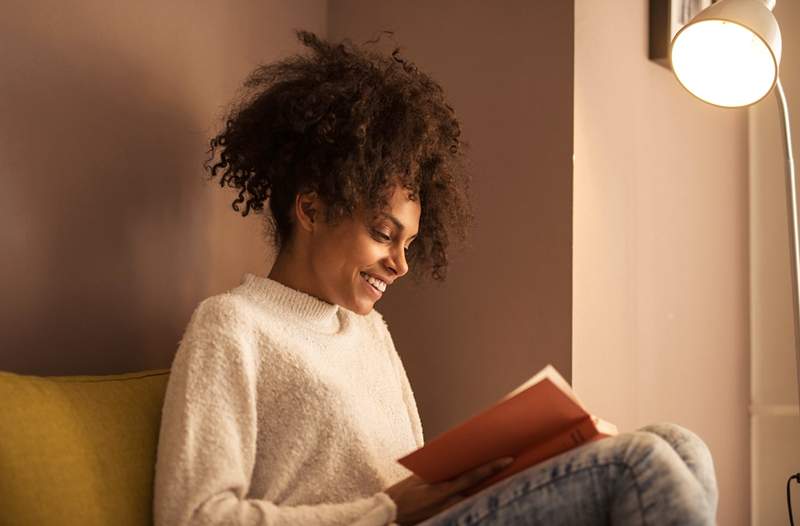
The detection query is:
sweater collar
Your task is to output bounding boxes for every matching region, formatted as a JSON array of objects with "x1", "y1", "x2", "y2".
[{"x1": 236, "y1": 273, "x2": 343, "y2": 332}]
